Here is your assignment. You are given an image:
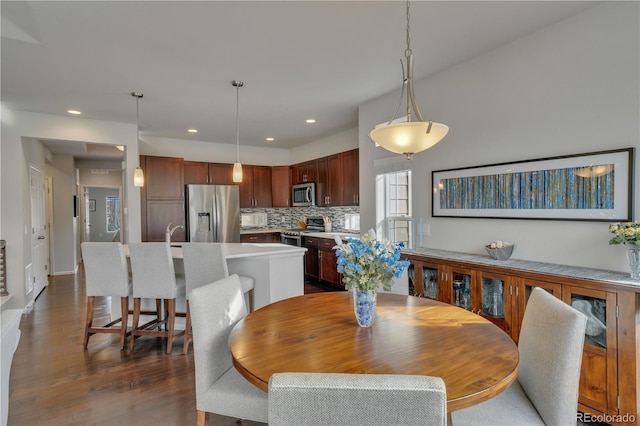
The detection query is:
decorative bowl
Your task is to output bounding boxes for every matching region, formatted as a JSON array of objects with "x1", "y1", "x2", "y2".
[{"x1": 485, "y1": 244, "x2": 515, "y2": 260}]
